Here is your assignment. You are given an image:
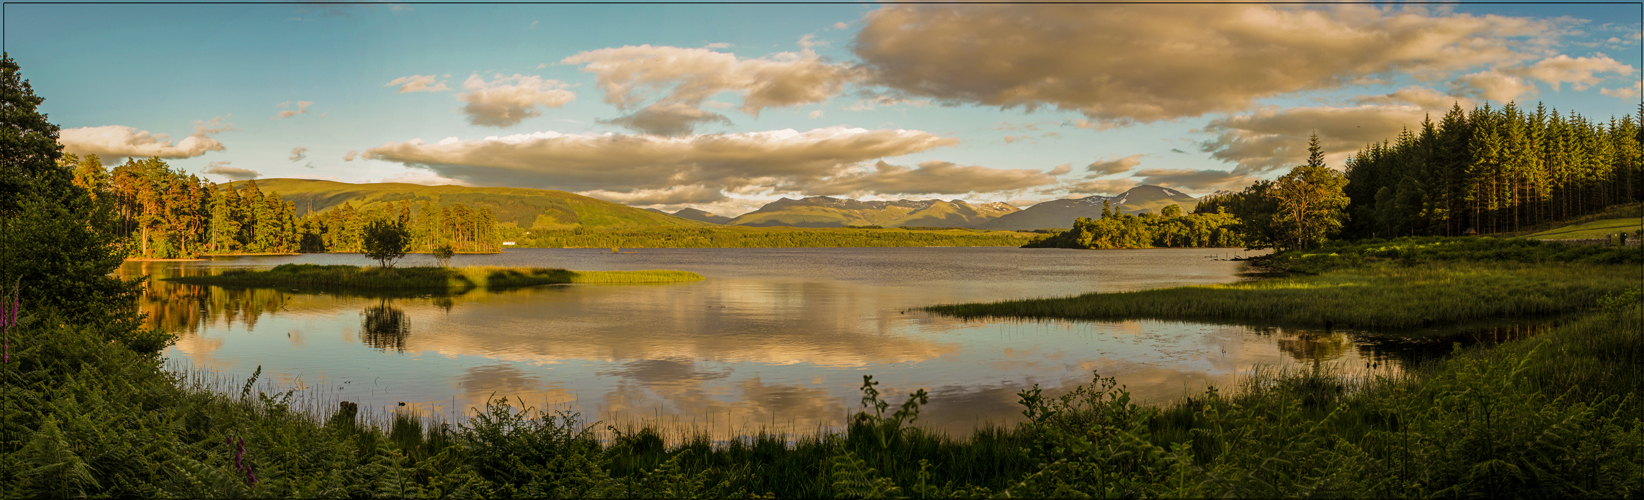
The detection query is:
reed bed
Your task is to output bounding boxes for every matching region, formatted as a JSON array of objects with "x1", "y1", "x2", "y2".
[
  {"x1": 928, "y1": 236, "x2": 1642, "y2": 331},
  {"x1": 163, "y1": 264, "x2": 702, "y2": 292}
]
